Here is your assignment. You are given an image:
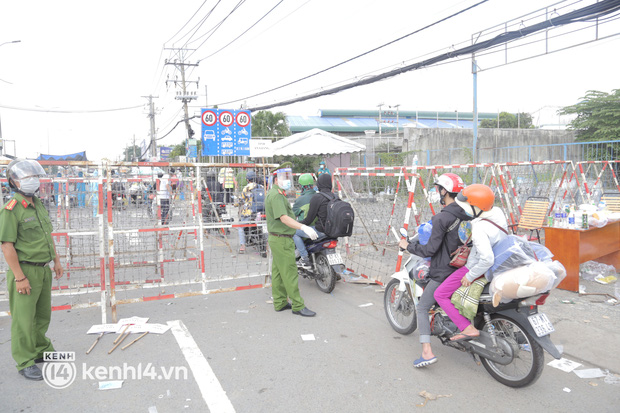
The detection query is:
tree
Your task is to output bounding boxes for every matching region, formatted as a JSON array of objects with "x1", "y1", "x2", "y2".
[
  {"x1": 123, "y1": 145, "x2": 142, "y2": 161},
  {"x1": 558, "y1": 89, "x2": 620, "y2": 142},
  {"x1": 251, "y1": 111, "x2": 290, "y2": 138},
  {"x1": 168, "y1": 144, "x2": 186, "y2": 160},
  {"x1": 479, "y1": 112, "x2": 533, "y2": 129}
]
